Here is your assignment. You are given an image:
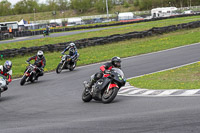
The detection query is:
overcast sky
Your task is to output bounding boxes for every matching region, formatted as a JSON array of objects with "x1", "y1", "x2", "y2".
[{"x1": 6, "y1": 0, "x2": 47, "y2": 6}]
